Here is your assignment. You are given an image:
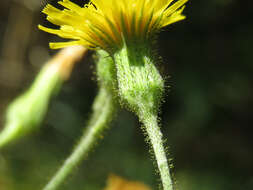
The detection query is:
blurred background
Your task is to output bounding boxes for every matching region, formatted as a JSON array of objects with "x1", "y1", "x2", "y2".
[{"x1": 0, "y1": 0, "x2": 252, "y2": 189}]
